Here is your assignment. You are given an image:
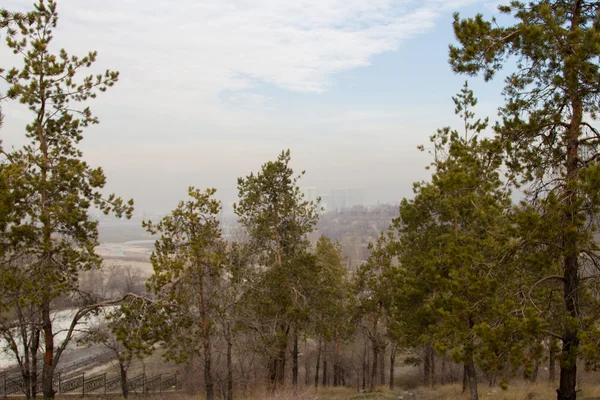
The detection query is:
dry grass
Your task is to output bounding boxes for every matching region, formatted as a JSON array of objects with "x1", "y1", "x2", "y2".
[
  {"x1": 236, "y1": 383, "x2": 600, "y2": 400},
  {"x1": 418, "y1": 382, "x2": 600, "y2": 400},
  {"x1": 236, "y1": 386, "x2": 401, "y2": 400},
  {"x1": 100, "y1": 382, "x2": 600, "y2": 400}
]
